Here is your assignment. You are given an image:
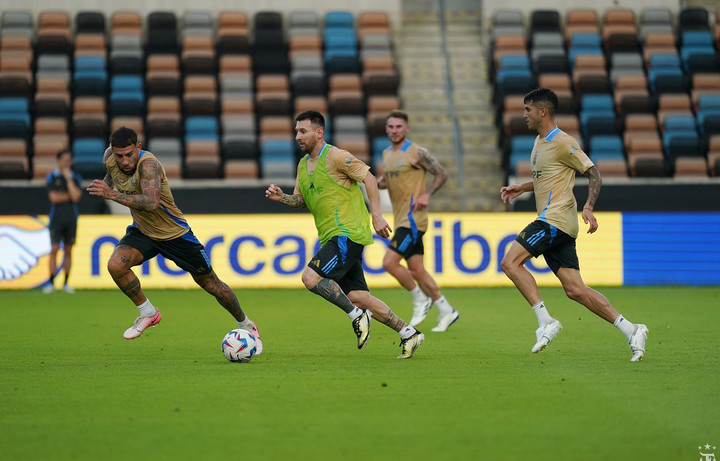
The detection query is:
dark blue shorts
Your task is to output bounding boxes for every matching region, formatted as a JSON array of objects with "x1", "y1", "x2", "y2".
[
  {"x1": 118, "y1": 226, "x2": 212, "y2": 275},
  {"x1": 308, "y1": 235, "x2": 368, "y2": 293},
  {"x1": 515, "y1": 220, "x2": 580, "y2": 274},
  {"x1": 49, "y1": 215, "x2": 77, "y2": 245},
  {"x1": 388, "y1": 227, "x2": 425, "y2": 260}
]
